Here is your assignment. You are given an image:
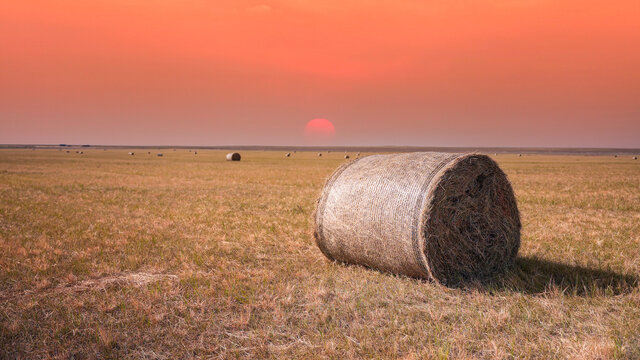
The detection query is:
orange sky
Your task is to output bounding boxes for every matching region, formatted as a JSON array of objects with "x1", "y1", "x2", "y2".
[{"x1": 1, "y1": 0, "x2": 639, "y2": 147}]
